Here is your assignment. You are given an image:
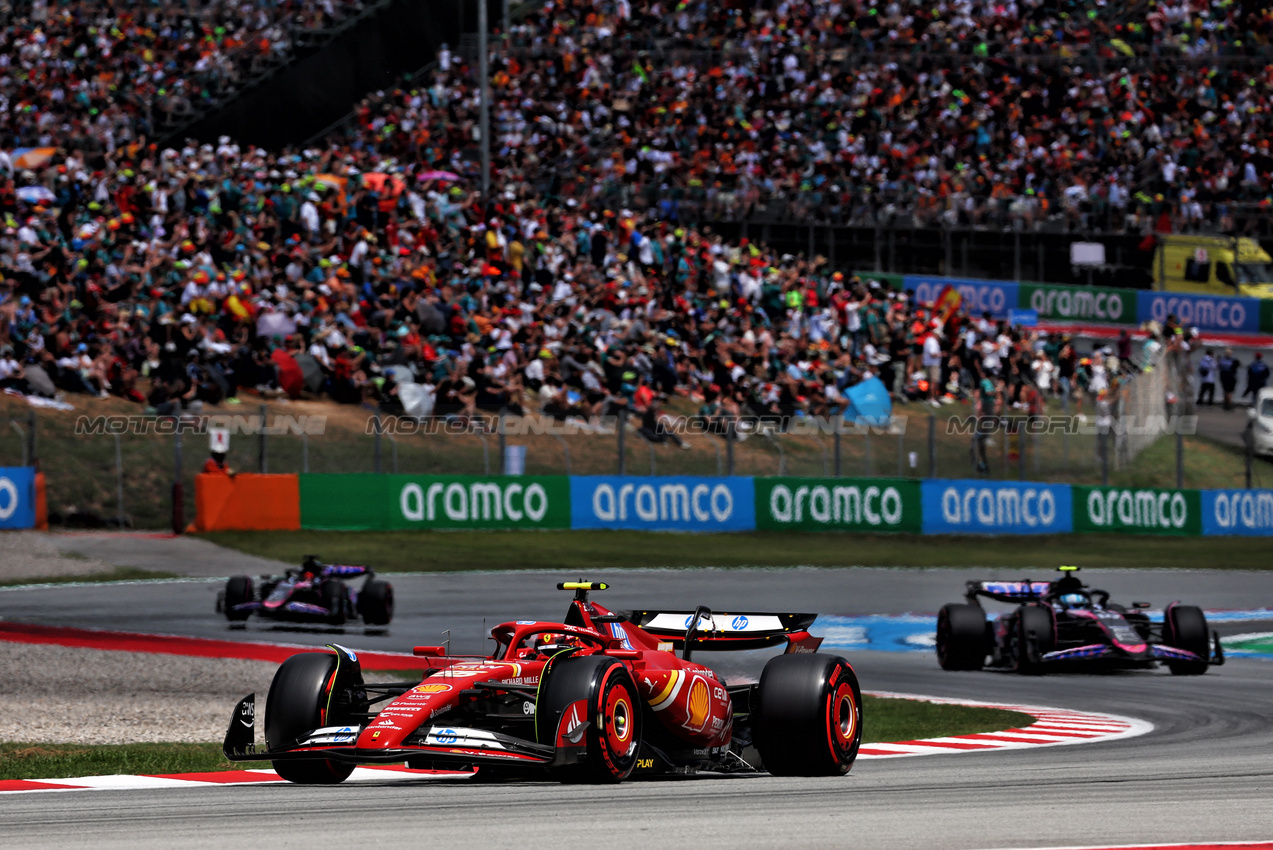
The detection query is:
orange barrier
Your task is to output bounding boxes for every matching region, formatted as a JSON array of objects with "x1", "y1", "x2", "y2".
[
  {"x1": 34, "y1": 472, "x2": 47, "y2": 530},
  {"x1": 189, "y1": 473, "x2": 300, "y2": 532}
]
